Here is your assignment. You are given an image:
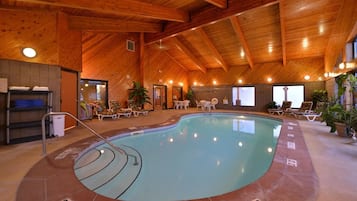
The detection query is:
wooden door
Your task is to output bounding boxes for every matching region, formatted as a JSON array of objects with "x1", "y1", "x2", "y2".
[
  {"x1": 61, "y1": 70, "x2": 77, "y2": 129},
  {"x1": 153, "y1": 85, "x2": 167, "y2": 110}
]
